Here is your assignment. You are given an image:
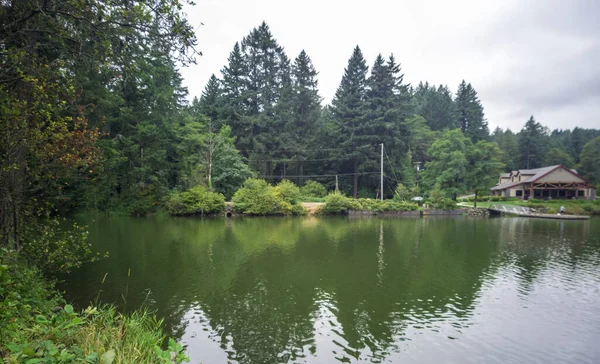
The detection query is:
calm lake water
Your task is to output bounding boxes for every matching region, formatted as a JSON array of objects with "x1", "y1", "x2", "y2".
[{"x1": 61, "y1": 216, "x2": 600, "y2": 364}]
